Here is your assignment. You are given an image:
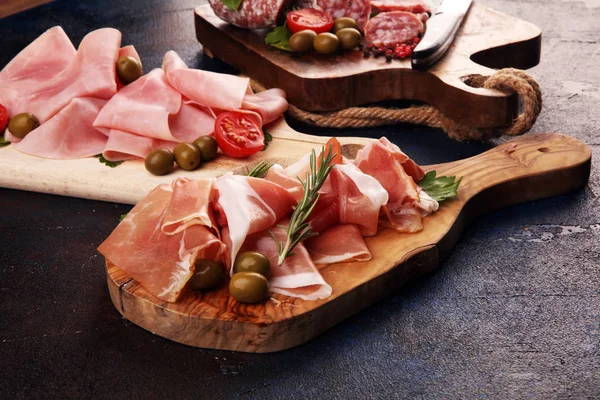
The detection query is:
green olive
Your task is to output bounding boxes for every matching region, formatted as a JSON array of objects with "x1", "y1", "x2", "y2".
[
  {"x1": 189, "y1": 259, "x2": 224, "y2": 290},
  {"x1": 229, "y1": 272, "x2": 269, "y2": 304},
  {"x1": 313, "y1": 32, "x2": 340, "y2": 55},
  {"x1": 336, "y1": 28, "x2": 362, "y2": 50},
  {"x1": 8, "y1": 113, "x2": 39, "y2": 139},
  {"x1": 173, "y1": 142, "x2": 201, "y2": 170},
  {"x1": 333, "y1": 17, "x2": 359, "y2": 33},
  {"x1": 289, "y1": 30, "x2": 317, "y2": 53},
  {"x1": 193, "y1": 136, "x2": 218, "y2": 162},
  {"x1": 116, "y1": 56, "x2": 143, "y2": 85},
  {"x1": 233, "y1": 251, "x2": 270, "y2": 278},
  {"x1": 145, "y1": 148, "x2": 174, "y2": 175}
]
